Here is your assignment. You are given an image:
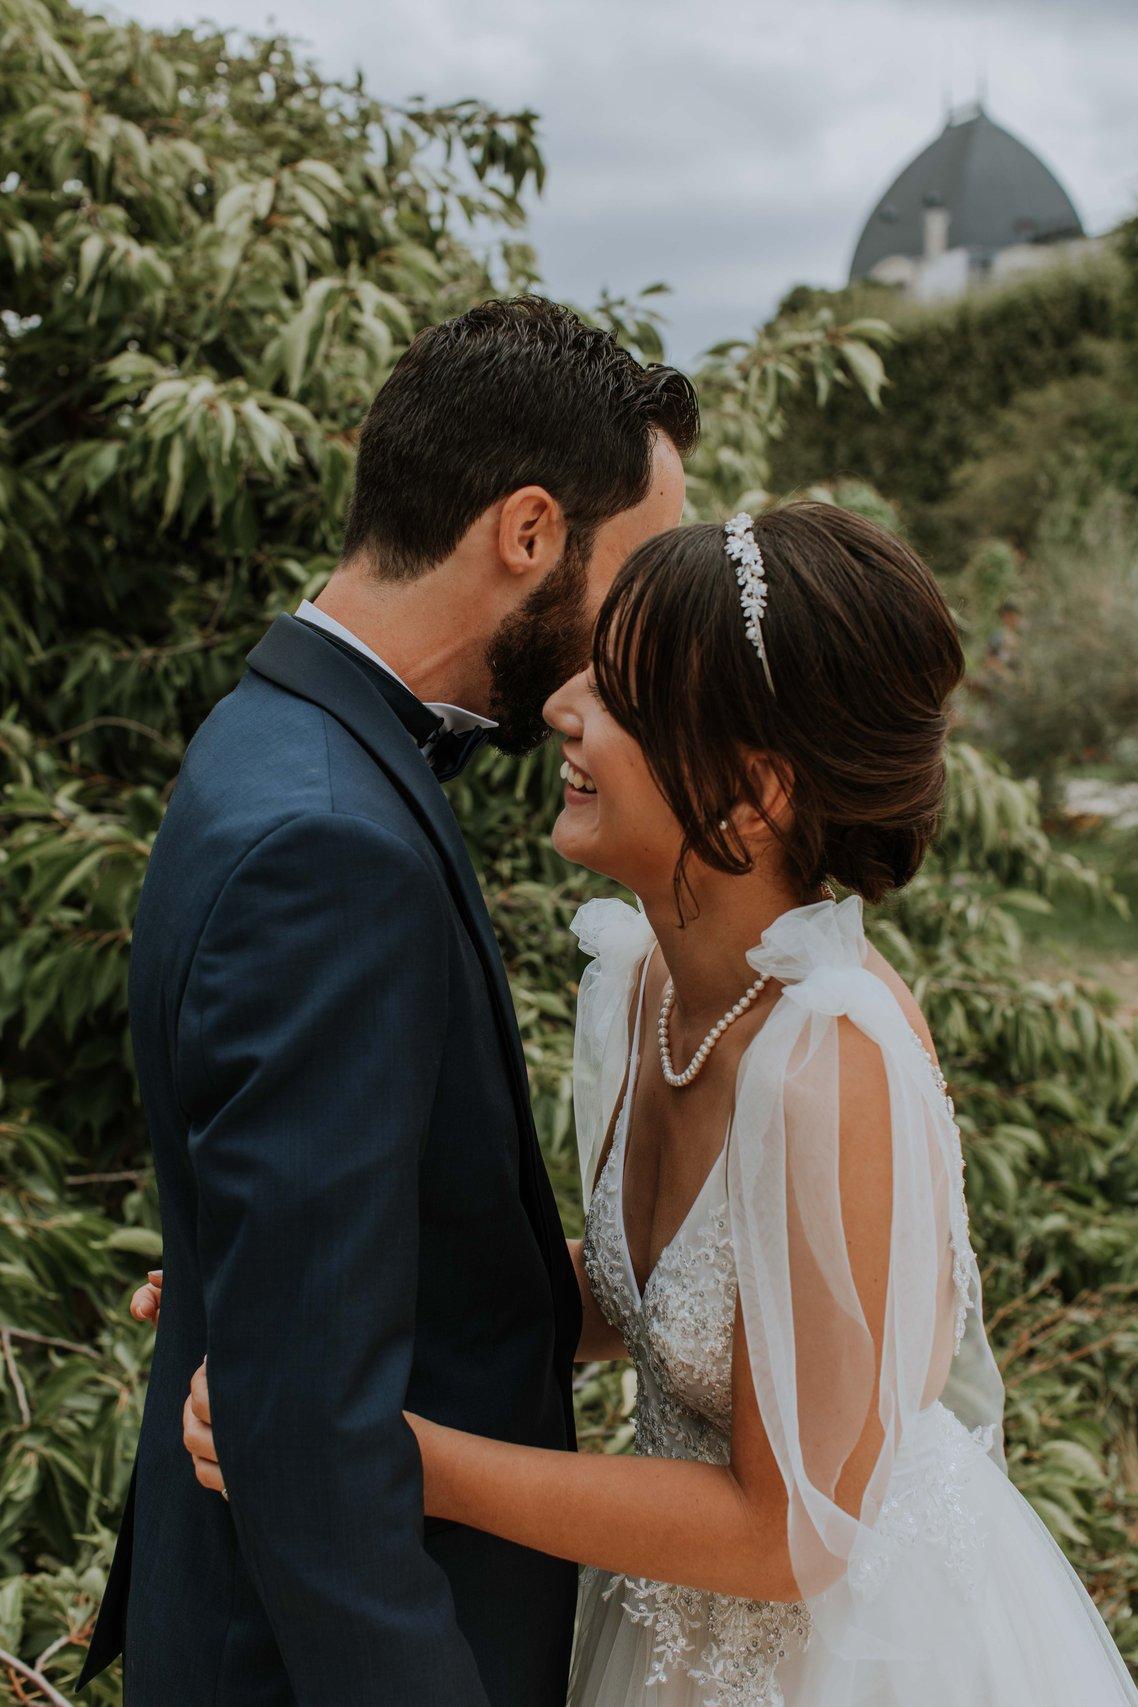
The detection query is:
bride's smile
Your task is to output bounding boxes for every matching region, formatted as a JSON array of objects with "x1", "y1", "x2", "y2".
[
  {"x1": 547, "y1": 669, "x2": 697, "y2": 899},
  {"x1": 559, "y1": 751, "x2": 597, "y2": 798}
]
